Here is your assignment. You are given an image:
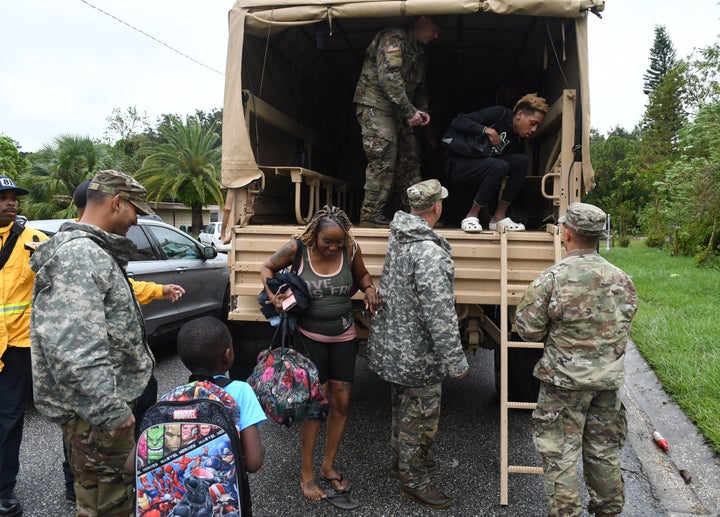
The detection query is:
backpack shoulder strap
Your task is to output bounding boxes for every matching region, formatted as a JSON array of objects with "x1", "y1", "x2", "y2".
[
  {"x1": 188, "y1": 369, "x2": 233, "y2": 389},
  {"x1": 210, "y1": 376, "x2": 233, "y2": 388},
  {"x1": 292, "y1": 238, "x2": 305, "y2": 273},
  {"x1": 0, "y1": 218, "x2": 26, "y2": 270}
]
